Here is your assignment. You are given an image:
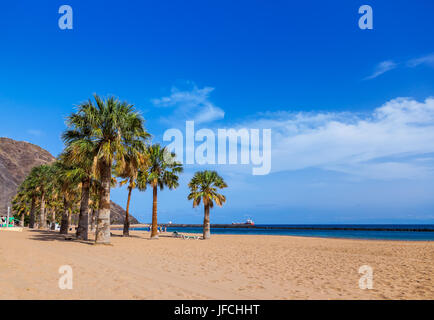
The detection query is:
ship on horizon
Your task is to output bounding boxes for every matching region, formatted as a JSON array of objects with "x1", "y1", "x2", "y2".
[{"x1": 232, "y1": 218, "x2": 255, "y2": 226}]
